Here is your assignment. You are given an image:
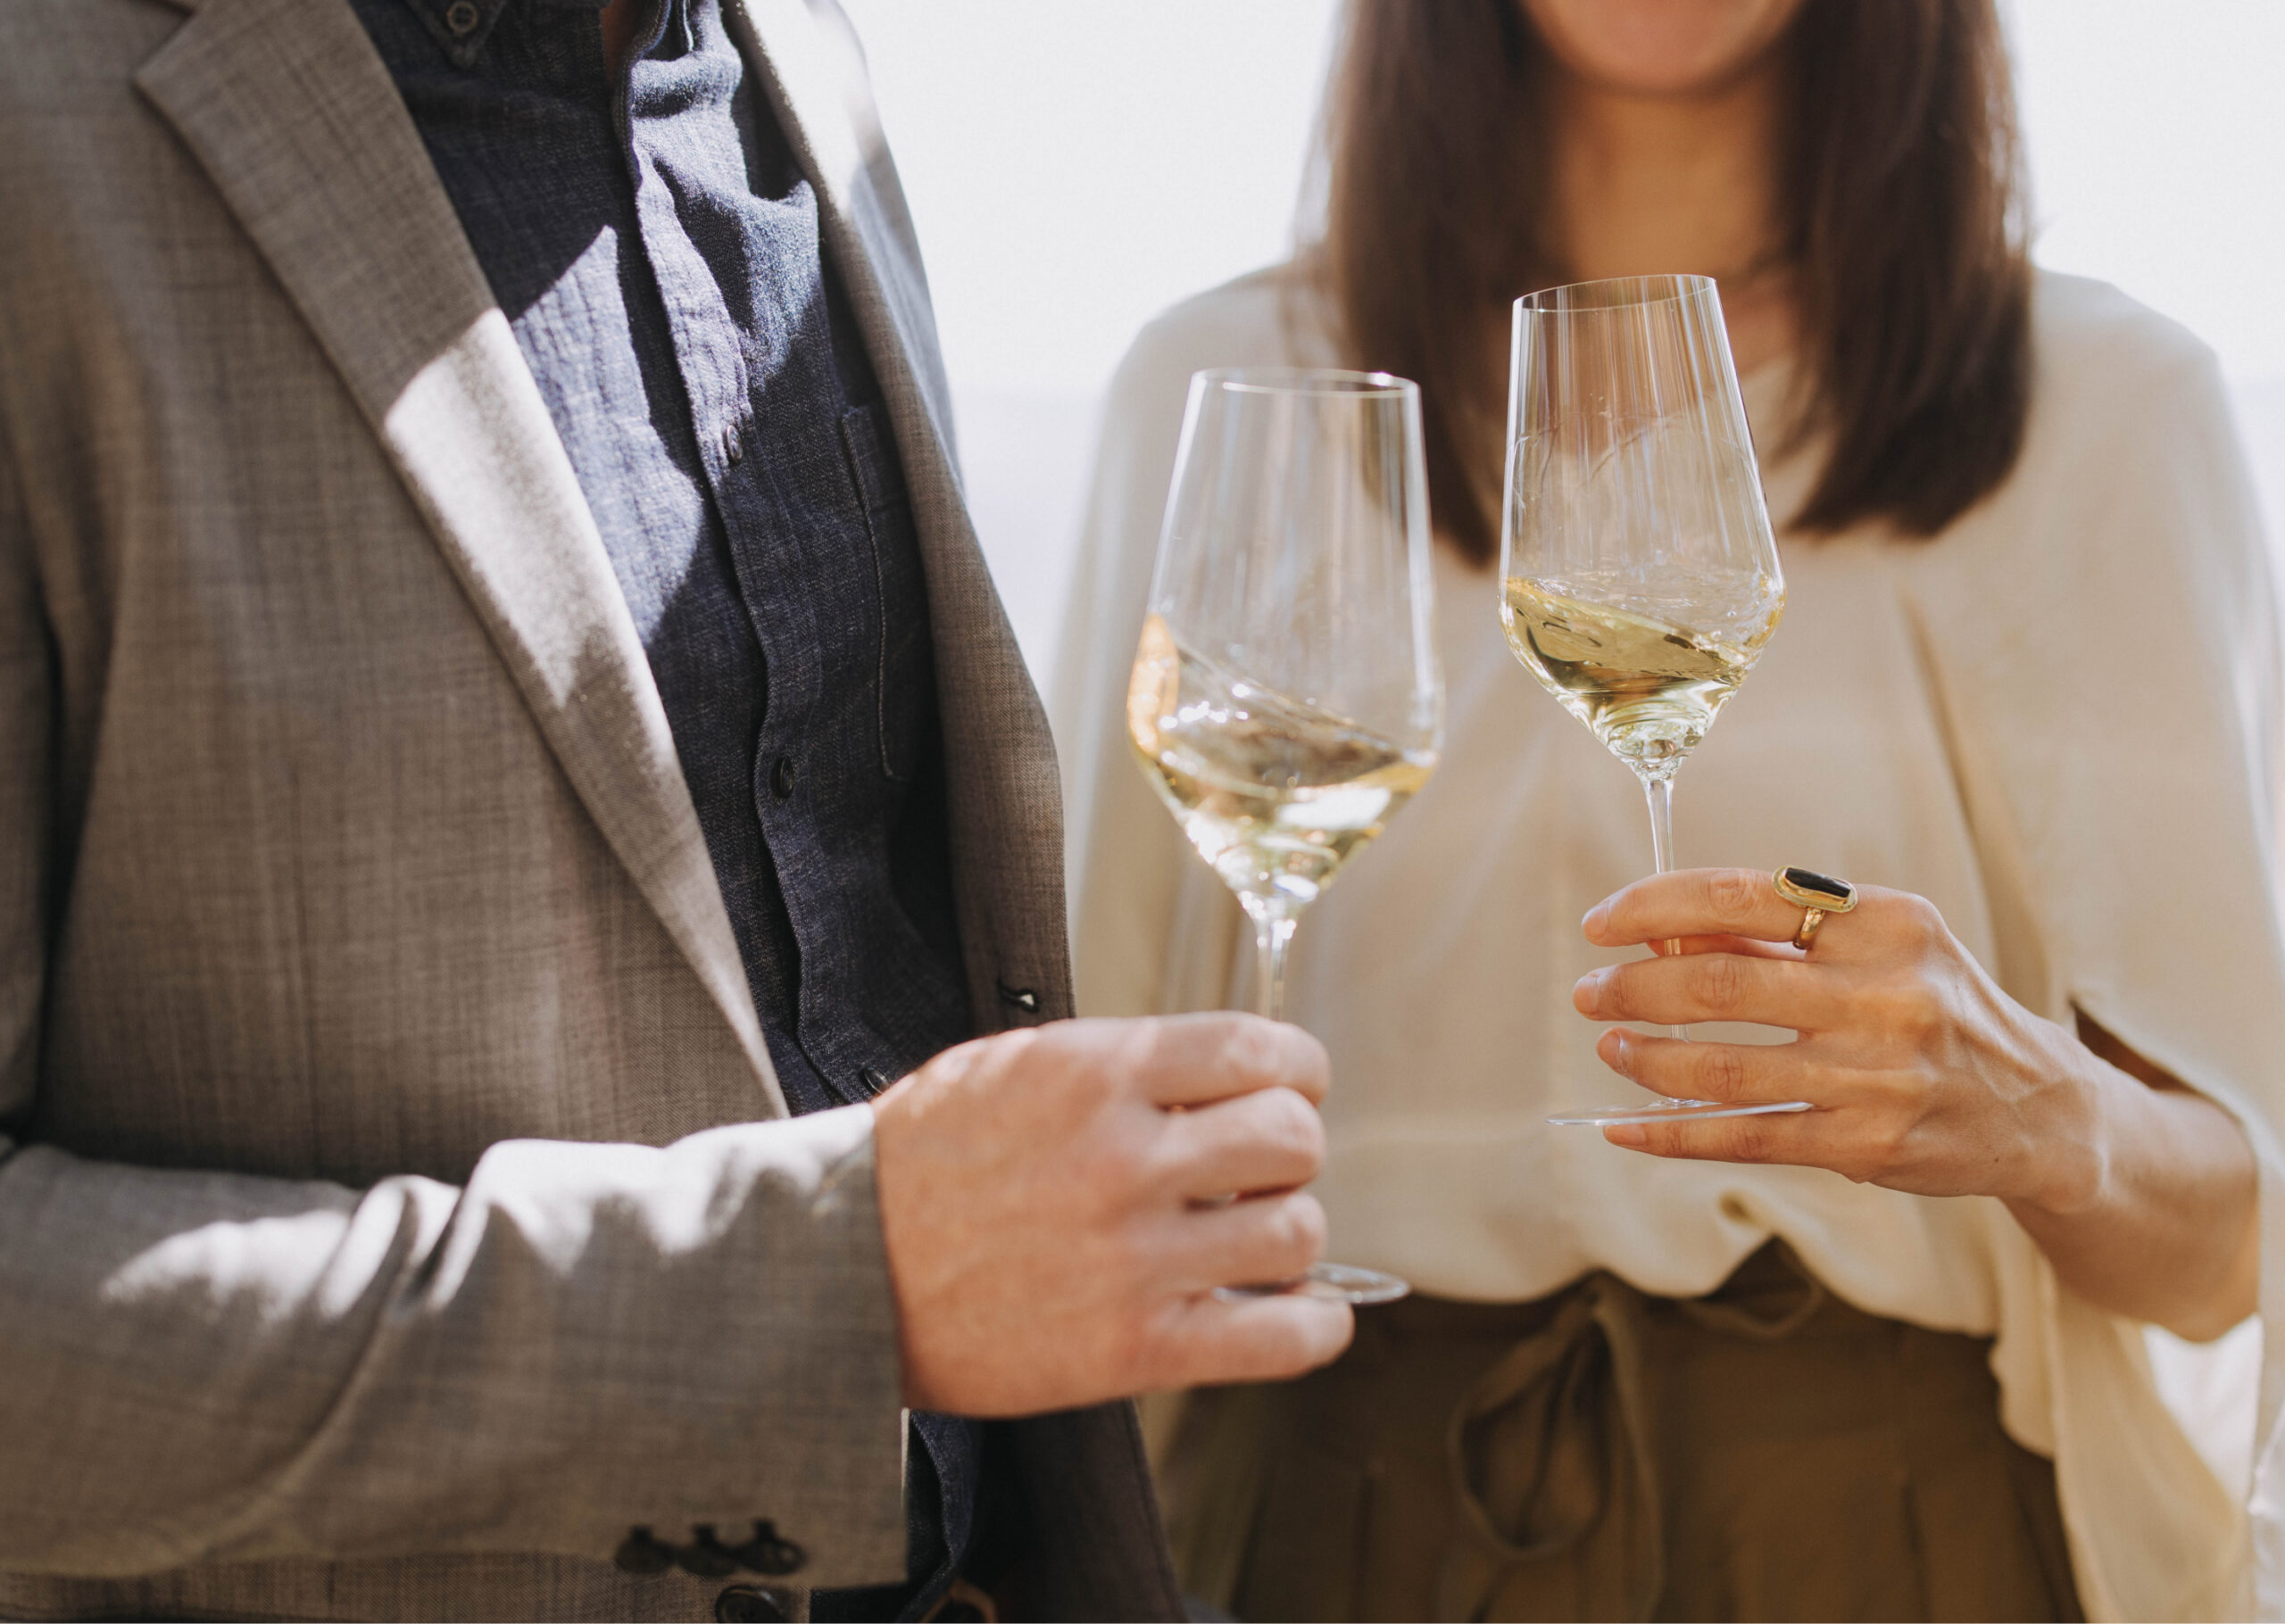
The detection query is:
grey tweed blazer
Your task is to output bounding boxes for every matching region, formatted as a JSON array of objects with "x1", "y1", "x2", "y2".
[{"x1": 0, "y1": 0, "x2": 1181, "y2": 1617}]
